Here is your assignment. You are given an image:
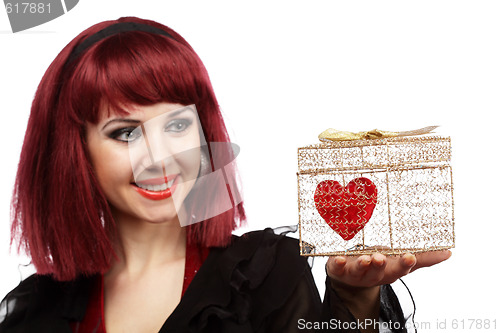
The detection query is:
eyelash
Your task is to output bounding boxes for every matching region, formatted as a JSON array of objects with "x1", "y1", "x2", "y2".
[
  {"x1": 109, "y1": 127, "x2": 141, "y2": 143},
  {"x1": 165, "y1": 118, "x2": 193, "y2": 133},
  {"x1": 109, "y1": 118, "x2": 194, "y2": 143}
]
